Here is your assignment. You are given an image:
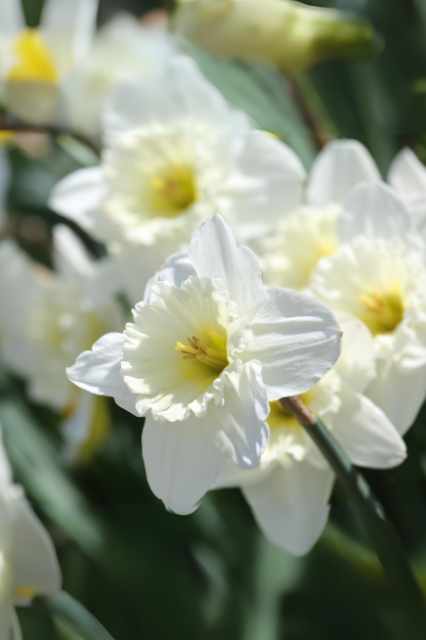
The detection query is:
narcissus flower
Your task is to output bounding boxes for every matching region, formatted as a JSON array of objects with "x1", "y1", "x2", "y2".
[
  {"x1": 0, "y1": 429, "x2": 61, "y2": 640},
  {"x1": 67, "y1": 215, "x2": 341, "y2": 514},
  {"x1": 0, "y1": 0, "x2": 175, "y2": 133},
  {"x1": 0, "y1": 226, "x2": 122, "y2": 464},
  {"x1": 49, "y1": 55, "x2": 306, "y2": 303},
  {"x1": 259, "y1": 139, "x2": 382, "y2": 290},
  {"x1": 310, "y1": 182, "x2": 426, "y2": 434},
  {"x1": 0, "y1": 0, "x2": 98, "y2": 125},
  {"x1": 213, "y1": 313, "x2": 406, "y2": 556}
]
